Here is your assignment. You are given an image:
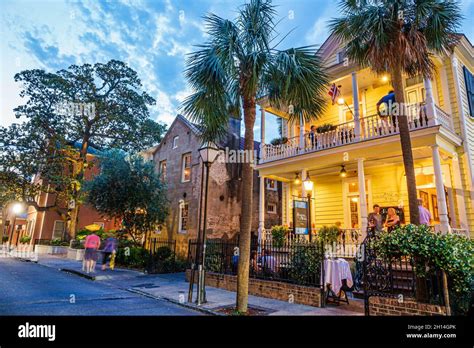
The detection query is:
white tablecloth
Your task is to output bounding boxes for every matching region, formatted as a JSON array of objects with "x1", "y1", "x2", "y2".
[{"x1": 323, "y1": 258, "x2": 354, "y2": 295}]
